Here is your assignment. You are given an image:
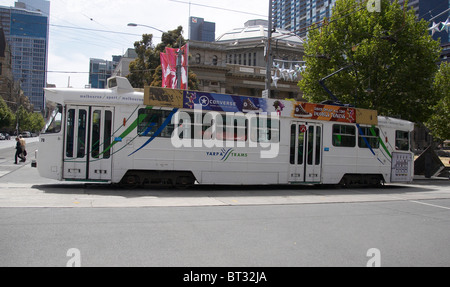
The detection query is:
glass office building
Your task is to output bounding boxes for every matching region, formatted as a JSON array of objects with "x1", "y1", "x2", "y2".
[
  {"x1": 397, "y1": 0, "x2": 449, "y2": 44},
  {"x1": 0, "y1": 1, "x2": 49, "y2": 111},
  {"x1": 189, "y1": 17, "x2": 216, "y2": 42},
  {"x1": 89, "y1": 57, "x2": 121, "y2": 89},
  {"x1": 273, "y1": 0, "x2": 449, "y2": 44},
  {"x1": 272, "y1": 0, "x2": 337, "y2": 37}
]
